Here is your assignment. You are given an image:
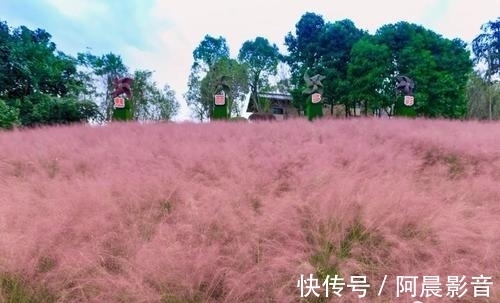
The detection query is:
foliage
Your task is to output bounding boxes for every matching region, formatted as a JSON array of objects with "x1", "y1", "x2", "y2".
[
  {"x1": 184, "y1": 68, "x2": 206, "y2": 121},
  {"x1": 1, "y1": 119, "x2": 500, "y2": 301},
  {"x1": 318, "y1": 19, "x2": 367, "y2": 111},
  {"x1": 285, "y1": 14, "x2": 366, "y2": 115},
  {"x1": 112, "y1": 98, "x2": 133, "y2": 121},
  {"x1": 0, "y1": 20, "x2": 104, "y2": 128},
  {"x1": 0, "y1": 99, "x2": 19, "y2": 129},
  {"x1": 375, "y1": 22, "x2": 472, "y2": 118},
  {"x1": 212, "y1": 103, "x2": 229, "y2": 120},
  {"x1": 3, "y1": 93, "x2": 101, "y2": 127},
  {"x1": 284, "y1": 14, "x2": 472, "y2": 119},
  {"x1": 131, "y1": 70, "x2": 179, "y2": 121},
  {"x1": 0, "y1": 23, "x2": 80, "y2": 100},
  {"x1": 472, "y1": 17, "x2": 500, "y2": 81},
  {"x1": 186, "y1": 35, "x2": 231, "y2": 121},
  {"x1": 77, "y1": 52, "x2": 129, "y2": 120},
  {"x1": 192, "y1": 35, "x2": 230, "y2": 72},
  {"x1": 467, "y1": 72, "x2": 500, "y2": 119},
  {"x1": 200, "y1": 58, "x2": 248, "y2": 119},
  {"x1": 238, "y1": 37, "x2": 281, "y2": 112},
  {"x1": 347, "y1": 37, "x2": 393, "y2": 116},
  {"x1": 0, "y1": 273, "x2": 56, "y2": 303},
  {"x1": 306, "y1": 97, "x2": 323, "y2": 121}
]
